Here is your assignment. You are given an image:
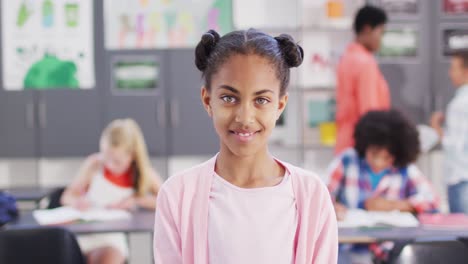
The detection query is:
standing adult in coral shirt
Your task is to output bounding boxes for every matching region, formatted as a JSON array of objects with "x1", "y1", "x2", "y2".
[{"x1": 335, "y1": 5, "x2": 390, "y2": 154}]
